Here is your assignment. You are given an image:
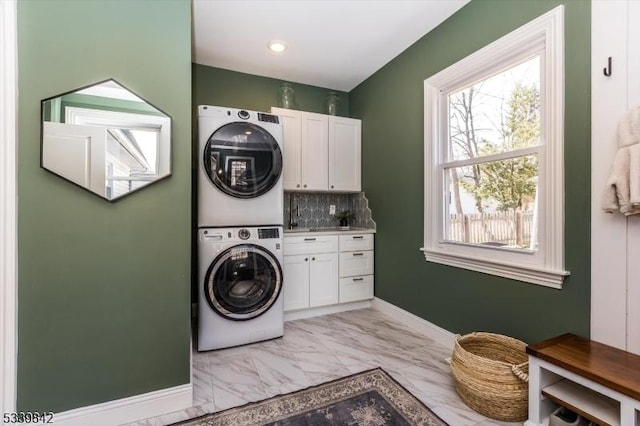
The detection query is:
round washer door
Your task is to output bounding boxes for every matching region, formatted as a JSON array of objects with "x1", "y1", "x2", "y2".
[
  {"x1": 205, "y1": 244, "x2": 282, "y2": 321},
  {"x1": 203, "y1": 122, "x2": 283, "y2": 198}
]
